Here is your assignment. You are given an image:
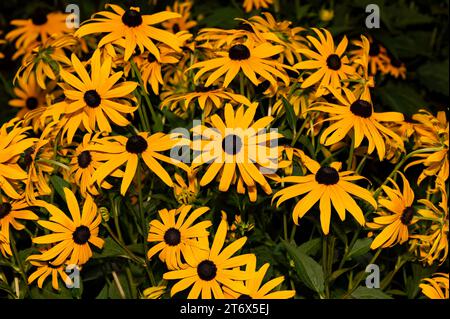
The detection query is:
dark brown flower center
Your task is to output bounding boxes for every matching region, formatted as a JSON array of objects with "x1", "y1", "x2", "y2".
[
  {"x1": 369, "y1": 42, "x2": 380, "y2": 56},
  {"x1": 172, "y1": 23, "x2": 180, "y2": 33},
  {"x1": 23, "y1": 147, "x2": 34, "y2": 168},
  {"x1": 121, "y1": 9, "x2": 143, "y2": 27},
  {"x1": 194, "y1": 84, "x2": 217, "y2": 92},
  {"x1": 401, "y1": 206, "x2": 414, "y2": 225},
  {"x1": 163, "y1": 227, "x2": 181, "y2": 246},
  {"x1": 326, "y1": 54, "x2": 341, "y2": 70},
  {"x1": 350, "y1": 99, "x2": 373, "y2": 118},
  {"x1": 197, "y1": 260, "x2": 217, "y2": 281},
  {"x1": 126, "y1": 135, "x2": 148, "y2": 154},
  {"x1": 315, "y1": 166, "x2": 339, "y2": 185},
  {"x1": 26, "y1": 97, "x2": 39, "y2": 110},
  {"x1": 31, "y1": 8, "x2": 48, "y2": 26},
  {"x1": 238, "y1": 294, "x2": 252, "y2": 299},
  {"x1": 390, "y1": 58, "x2": 402, "y2": 68},
  {"x1": 222, "y1": 134, "x2": 242, "y2": 155},
  {"x1": 147, "y1": 53, "x2": 157, "y2": 63},
  {"x1": 229, "y1": 44, "x2": 250, "y2": 60},
  {"x1": 84, "y1": 90, "x2": 101, "y2": 108},
  {"x1": 77, "y1": 151, "x2": 92, "y2": 168},
  {"x1": 72, "y1": 225, "x2": 91, "y2": 244},
  {"x1": 0, "y1": 203, "x2": 12, "y2": 220}
]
